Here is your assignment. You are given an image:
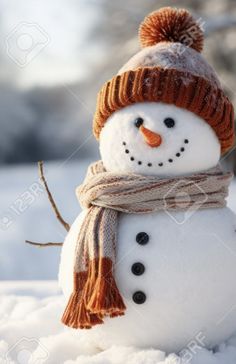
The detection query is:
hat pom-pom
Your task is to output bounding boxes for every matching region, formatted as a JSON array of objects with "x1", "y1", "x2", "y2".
[{"x1": 139, "y1": 7, "x2": 204, "y2": 53}]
